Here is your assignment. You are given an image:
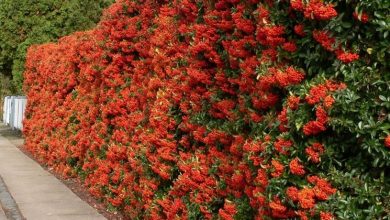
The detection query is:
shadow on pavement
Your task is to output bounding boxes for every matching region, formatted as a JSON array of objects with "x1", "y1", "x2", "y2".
[{"x1": 0, "y1": 124, "x2": 23, "y2": 147}]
